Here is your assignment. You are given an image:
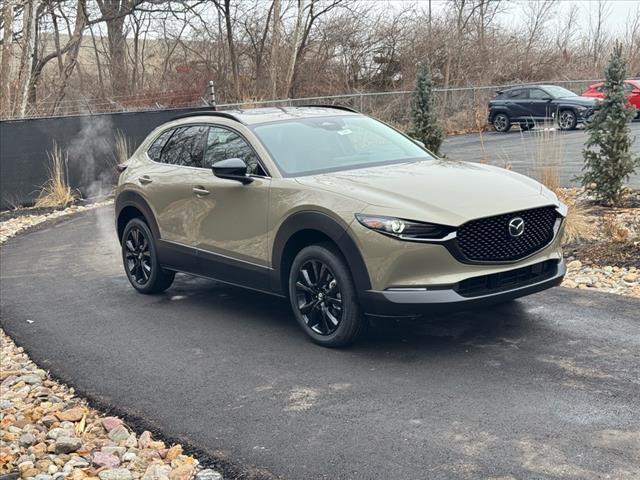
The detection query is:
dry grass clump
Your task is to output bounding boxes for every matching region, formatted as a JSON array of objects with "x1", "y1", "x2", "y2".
[
  {"x1": 532, "y1": 129, "x2": 593, "y2": 244},
  {"x1": 555, "y1": 189, "x2": 594, "y2": 244},
  {"x1": 602, "y1": 215, "x2": 631, "y2": 243},
  {"x1": 35, "y1": 143, "x2": 76, "y2": 208},
  {"x1": 114, "y1": 130, "x2": 131, "y2": 165}
]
